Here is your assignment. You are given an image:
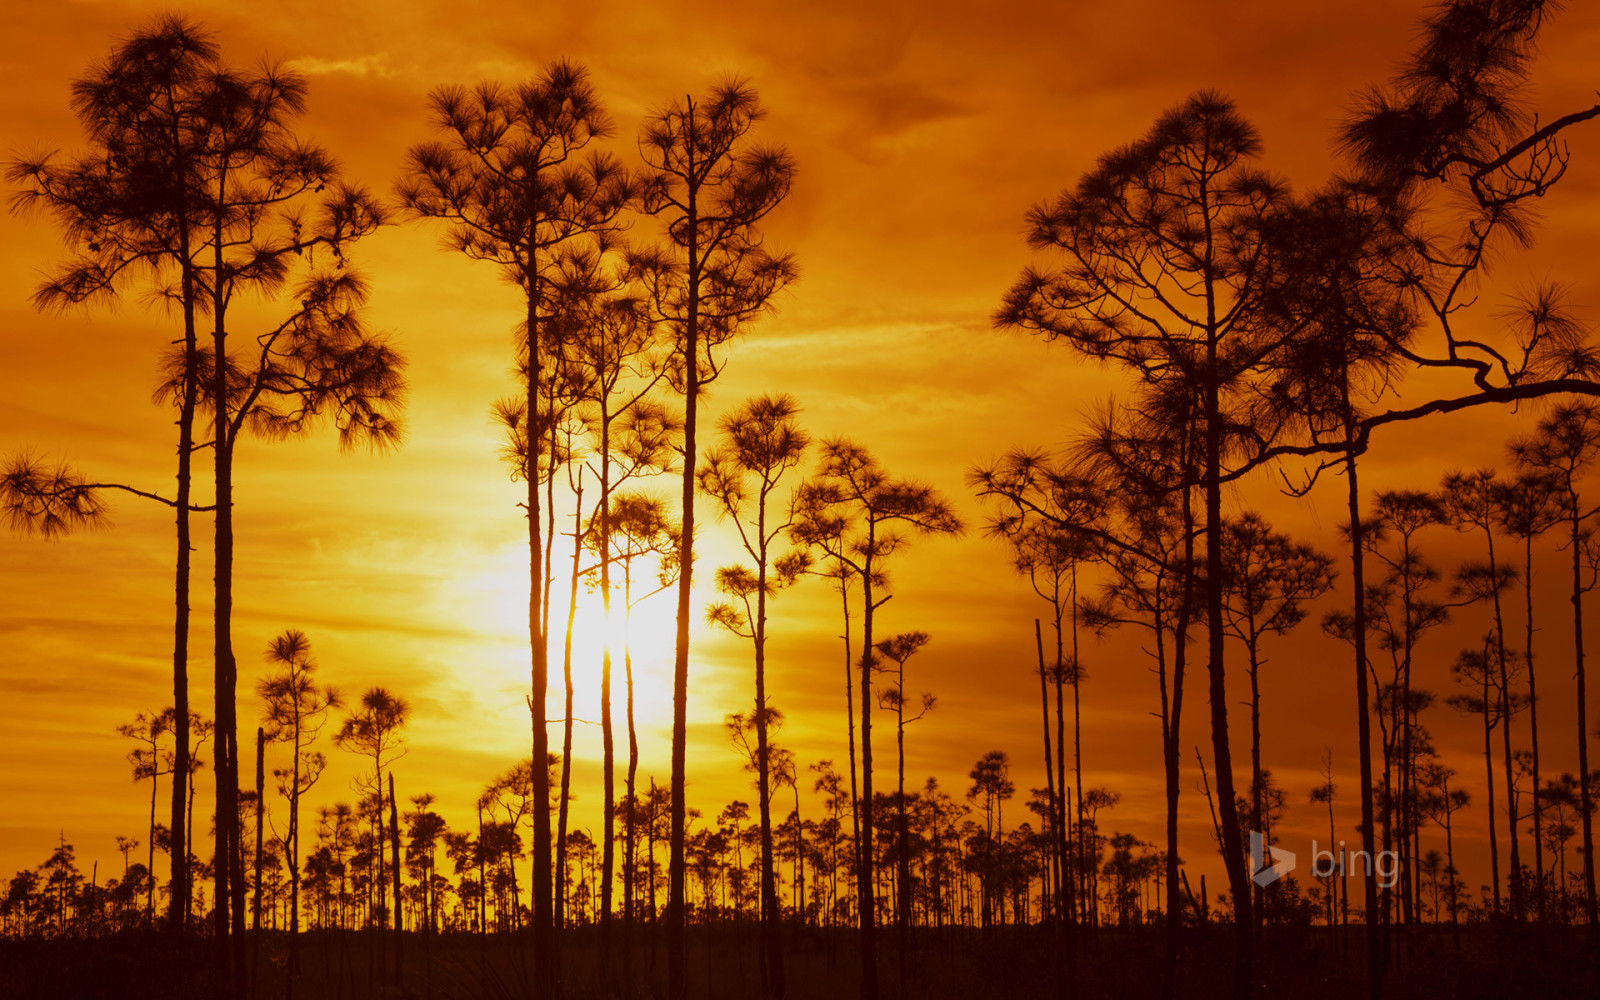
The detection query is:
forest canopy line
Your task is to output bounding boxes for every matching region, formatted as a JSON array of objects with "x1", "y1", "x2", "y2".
[{"x1": 4, "y1": 2, "x2": 1600, "y2": 999}]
